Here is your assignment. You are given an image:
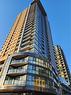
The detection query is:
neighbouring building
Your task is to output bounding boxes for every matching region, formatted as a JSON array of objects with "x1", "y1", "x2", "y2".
[{"x1": 54, "y1": 45, "x2": 71, "y2": 86}]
